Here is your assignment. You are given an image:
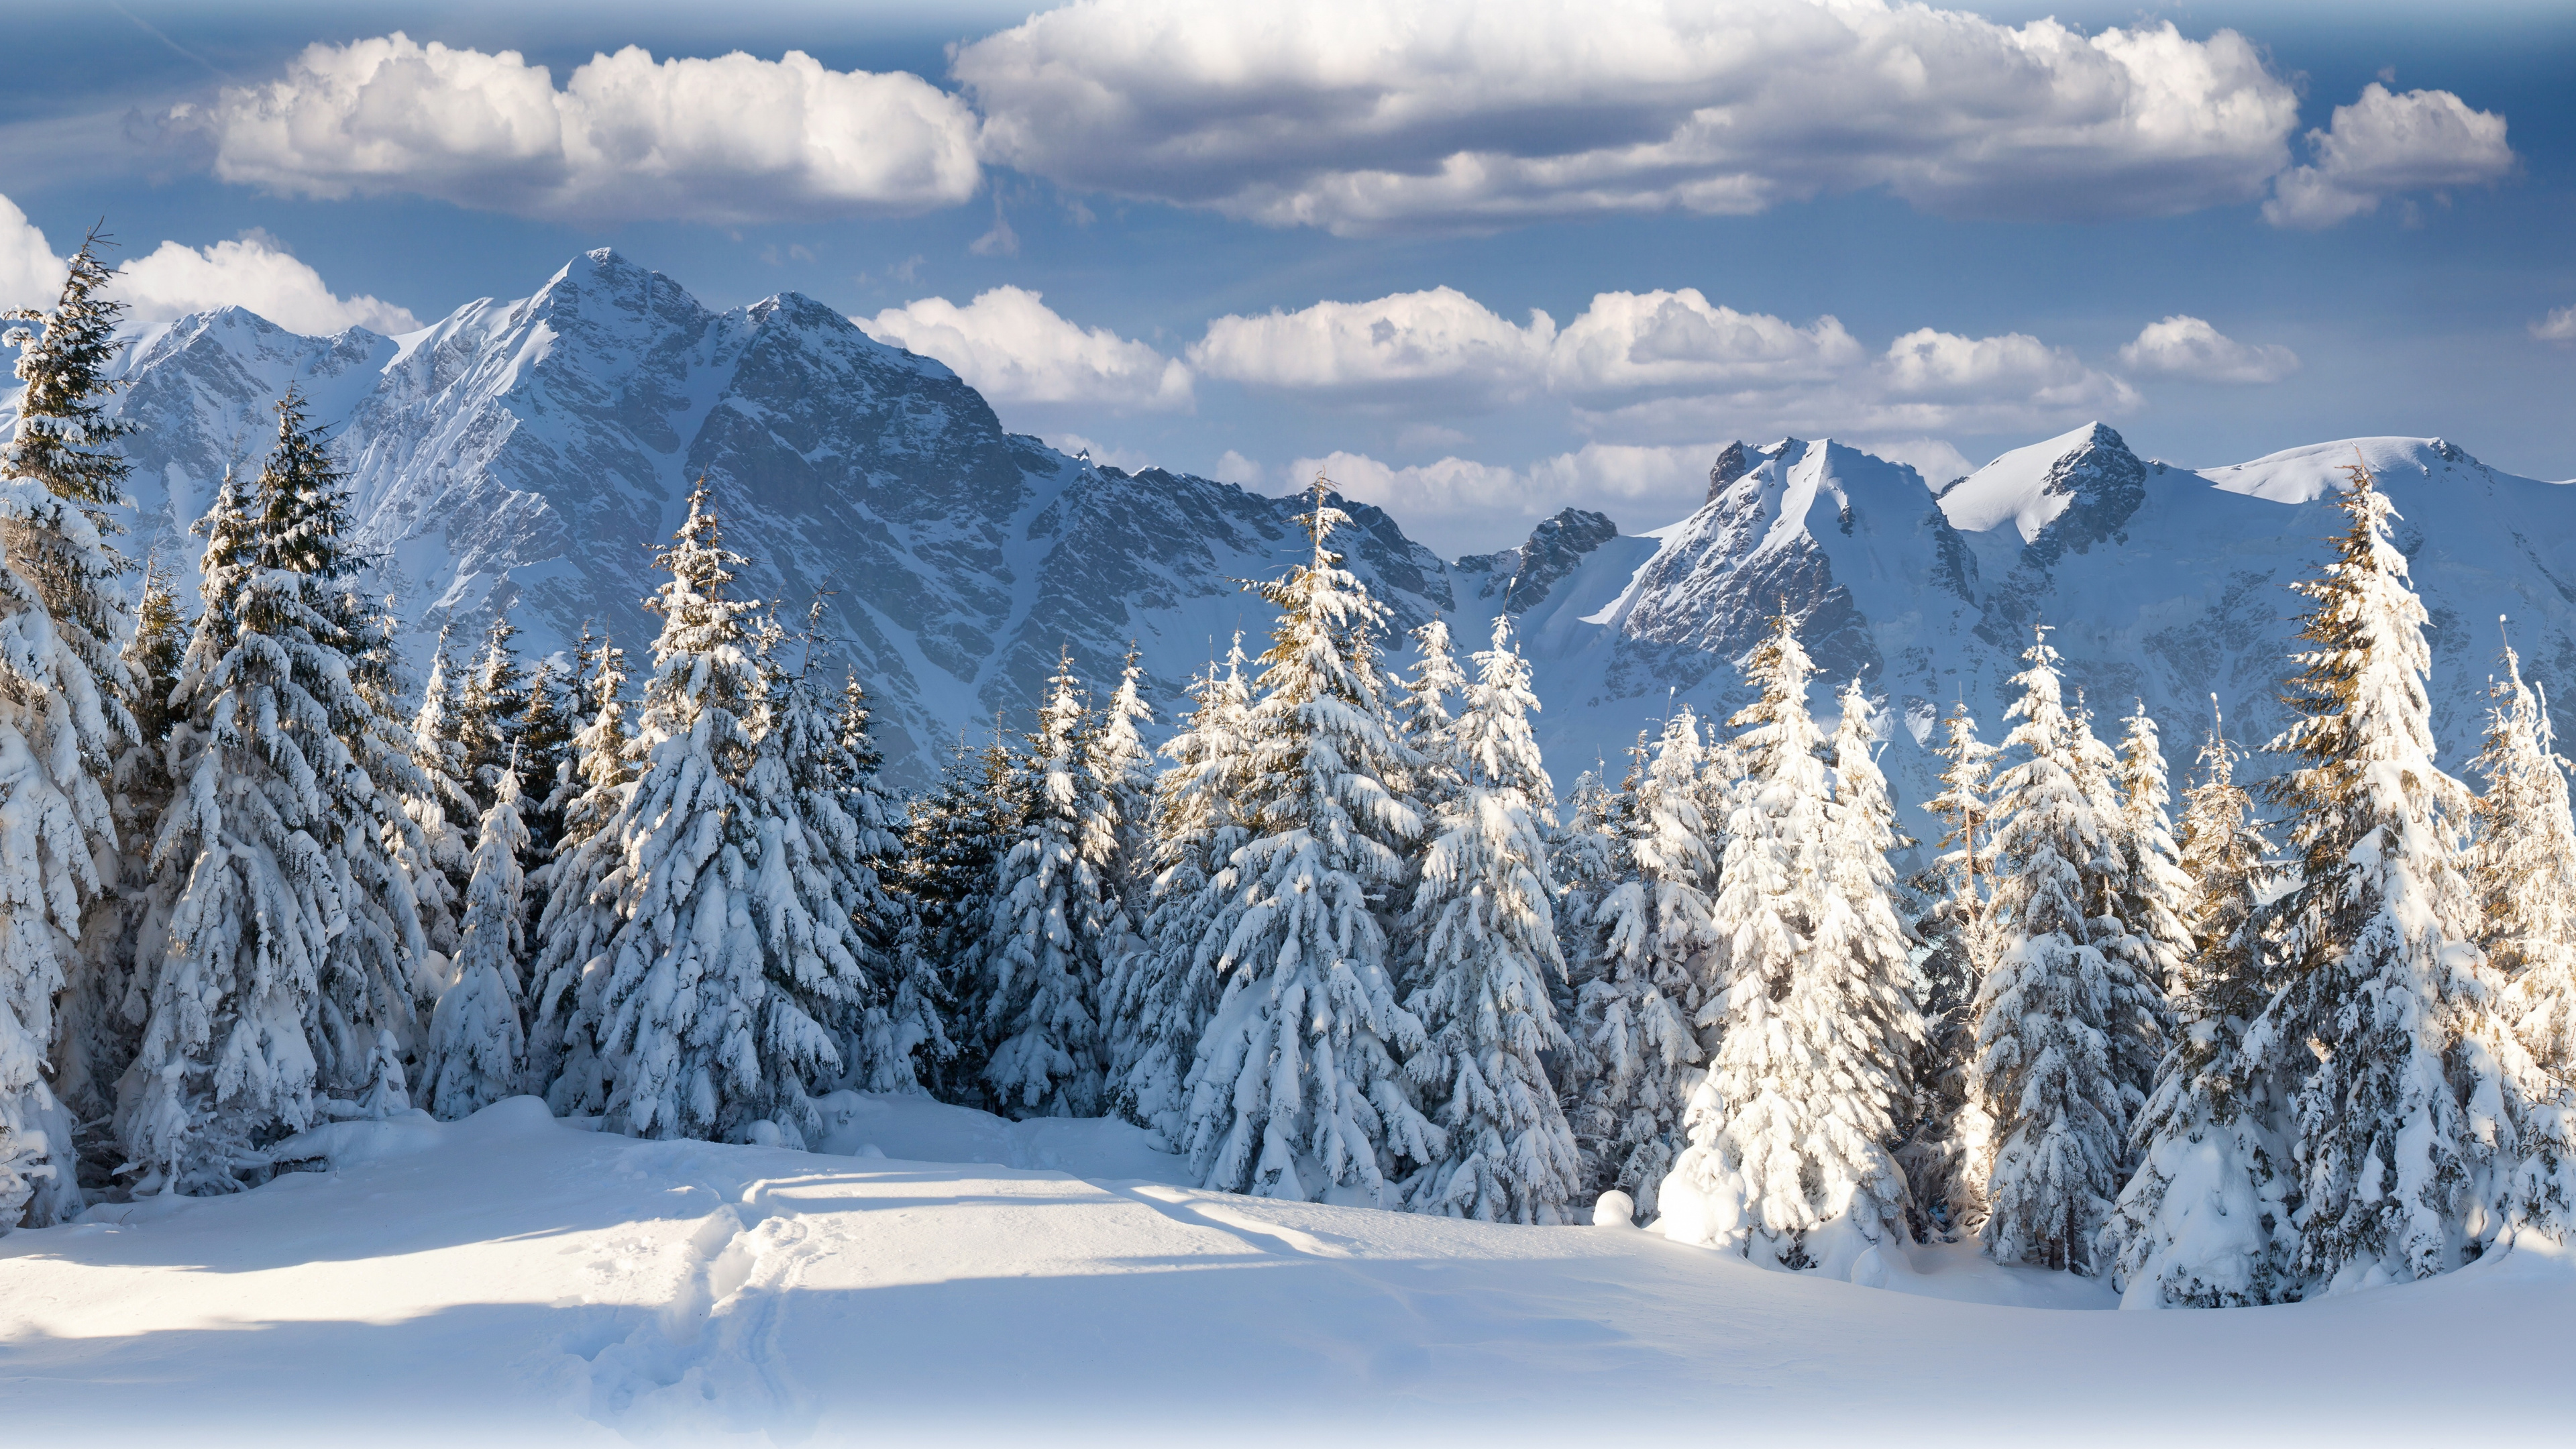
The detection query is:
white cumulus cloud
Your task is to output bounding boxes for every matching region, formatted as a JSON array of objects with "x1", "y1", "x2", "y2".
[
  {"x1": 1868, "y1": 328, "x2": 2139, "y2": 433},
  {"x1": 1294, "y1": 441, "x2": 1716, "y2": 549},
  {"x1": 0, "y1": 196, "x2": 62, "y2": 311},
  {"x1": 115, "y1": 235, "x2": 419, "y2": 336},
  {"x1": 955, "y1": 0, "x2": 2302, "y2": 234},
  {"x1": 1547, "y1": 289, "x2": 1862, "y2": 397},
  {"x1": 2116, "y1": 315, "x2": 2298, "y2": 384},
  {"x1": 0, "y1": 196, "x2": 416, "y2": 336},
  {"x1": 2263, "y1": 83, "x2": 2514, "y2": 229},
  {"x1": 2530, "y1": 304, "x2": 2576, "y2": 344},
  {"x1": 1189, "y1": 287, "x2": 1554, "y2": 408},
  {"x1": 861, "y1": 287, "x2": 1191, "y2": 411},
  {"x1": 205, "y1": 34, "x2": 981, "y2": 223}
]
